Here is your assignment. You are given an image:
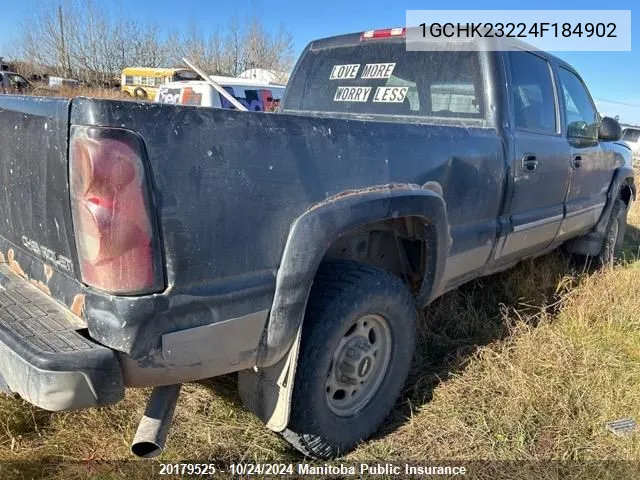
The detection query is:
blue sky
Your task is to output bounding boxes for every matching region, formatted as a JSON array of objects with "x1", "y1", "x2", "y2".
[{"x1": 1, "y1": 0, "x2": 639, "y2": 123}]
